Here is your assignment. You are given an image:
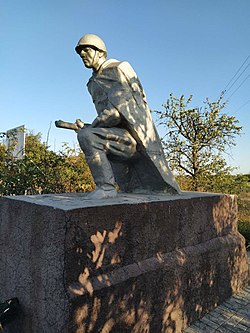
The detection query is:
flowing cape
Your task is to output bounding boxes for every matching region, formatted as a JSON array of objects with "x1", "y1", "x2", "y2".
[{"x1": 87, "y1": 59, "x2": 180, "y2": 194}]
